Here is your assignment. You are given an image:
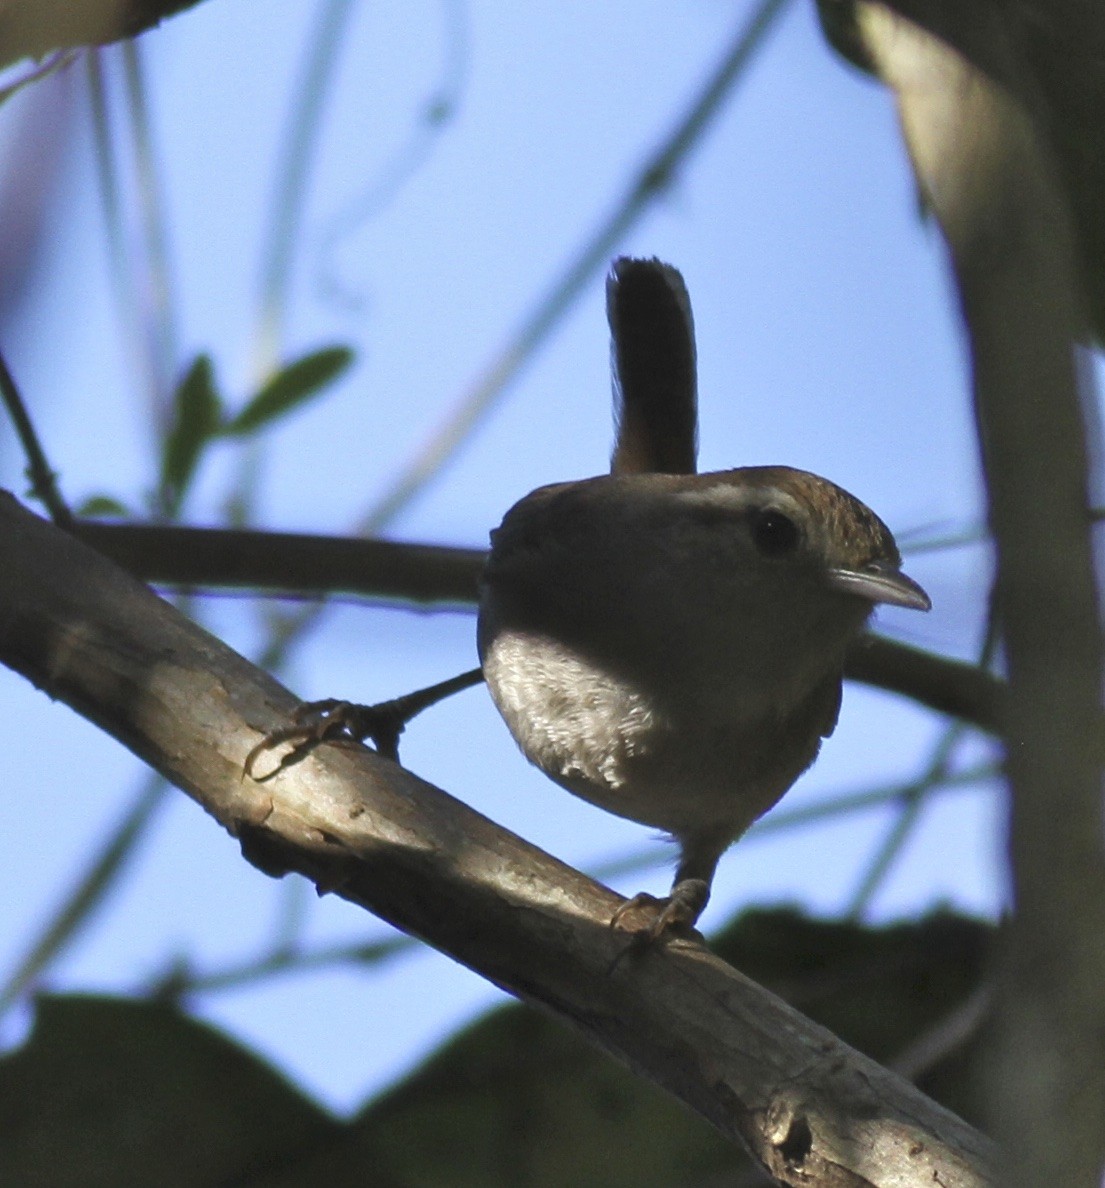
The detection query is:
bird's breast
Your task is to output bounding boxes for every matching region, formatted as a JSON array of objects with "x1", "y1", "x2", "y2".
[
  {"x1": 479, "y1": 626, "x2": 826, "y2": 839},
  {"x1": 480, "y1": 629, "x2": 656, "y2": 794}
]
